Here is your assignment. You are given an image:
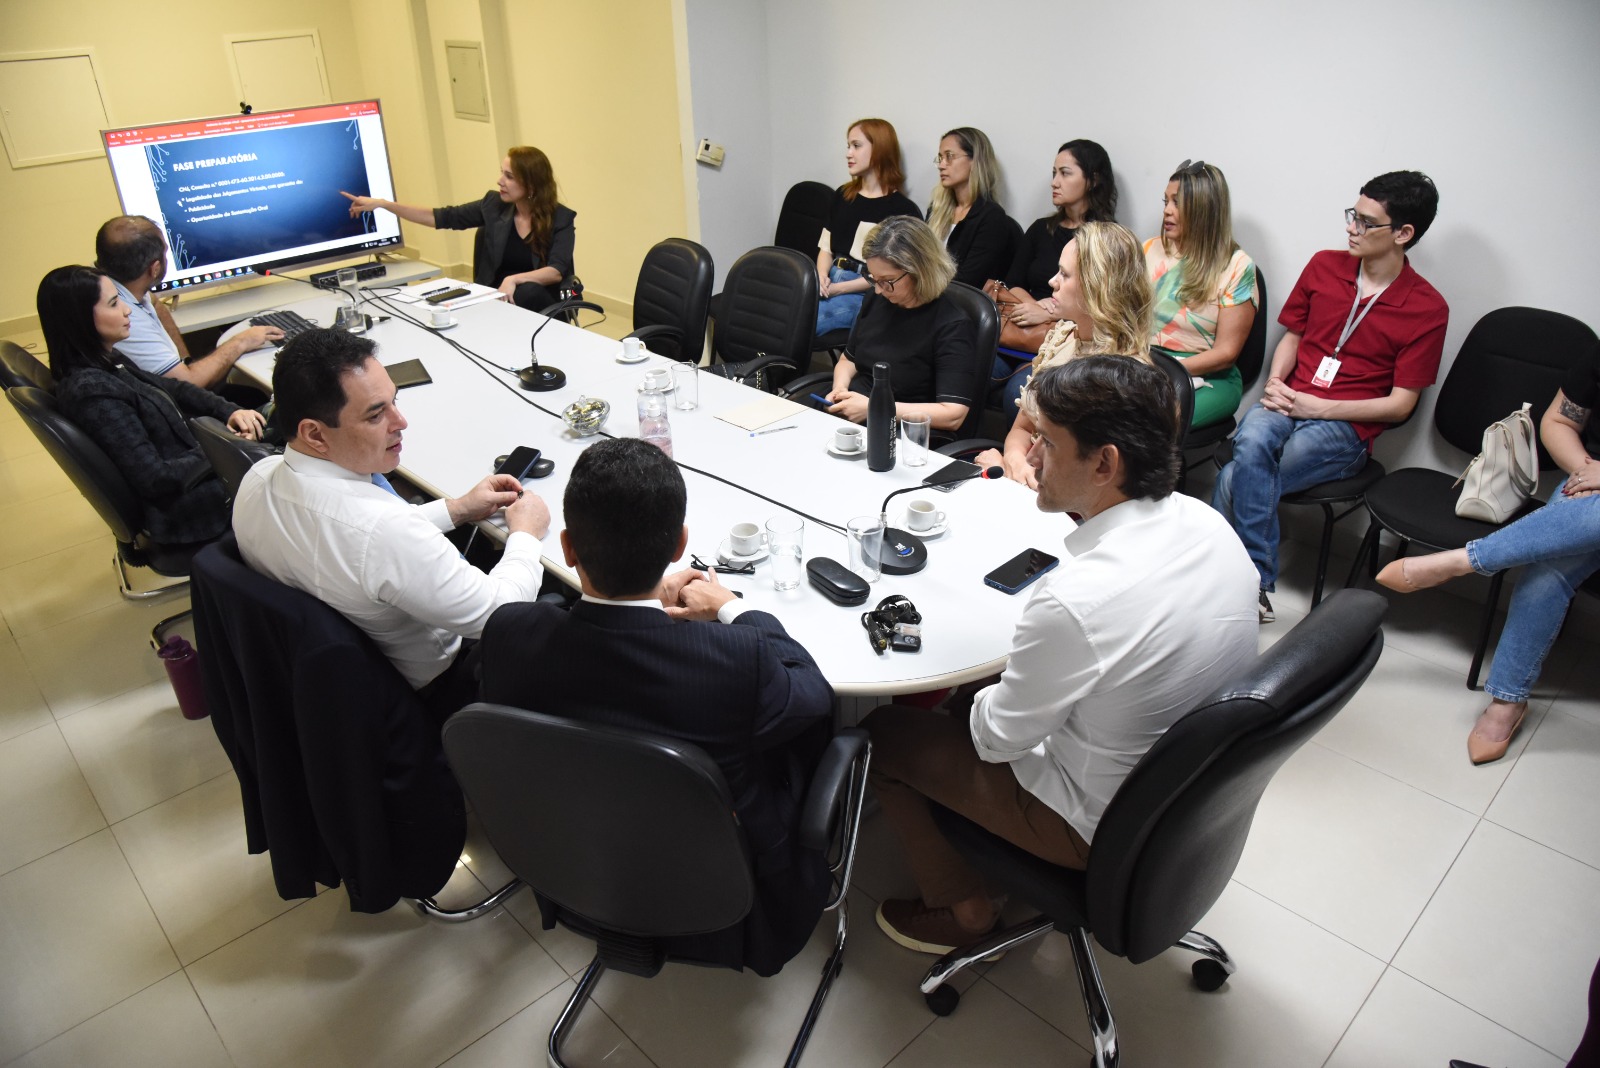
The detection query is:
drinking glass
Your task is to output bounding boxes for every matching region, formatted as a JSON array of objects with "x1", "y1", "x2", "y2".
[
  {"x1": 901, "y1": 413, "x2": 931, "y2": 467},
  {"x1": 673, "y1": 362, "x2": 699, "y2": 410},
  {"x1": 846, "y1": 515, "x2": 884, "y2": 583},
  {"x1": 765, "y1": 515, "x2": 804, "y2": 591}
]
